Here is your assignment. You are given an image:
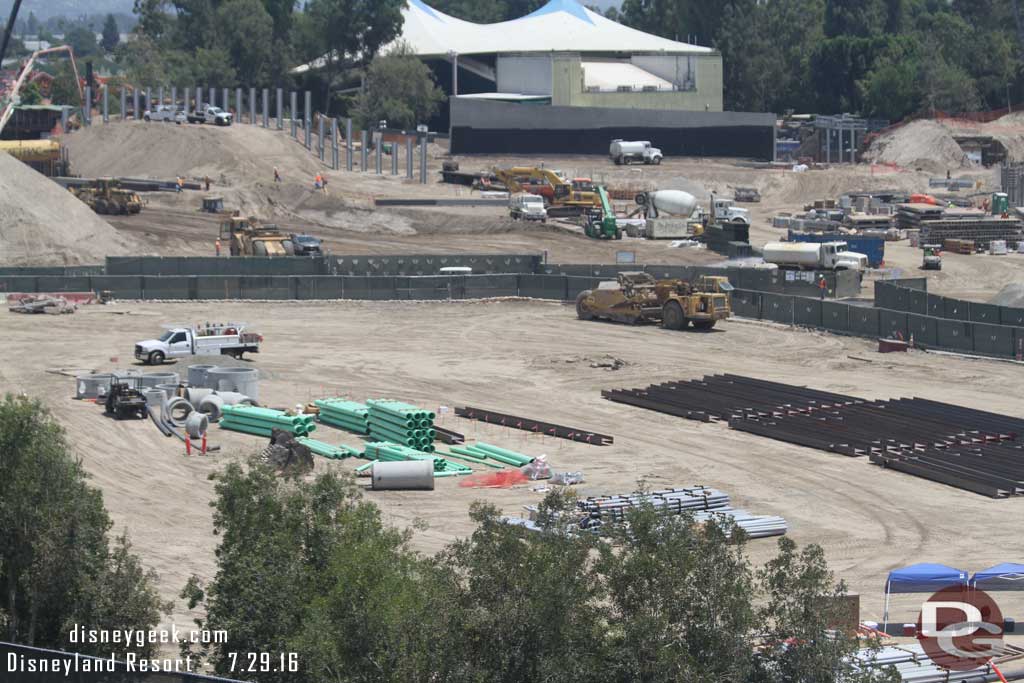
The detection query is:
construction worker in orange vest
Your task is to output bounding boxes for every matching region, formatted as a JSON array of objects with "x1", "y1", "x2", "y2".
[
  {"x1": 215, "y1": 238, "x2": 221, "y2": 256},
  {"x1": 818, "y1": 276, "x2": 827, "y2": 300}
]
